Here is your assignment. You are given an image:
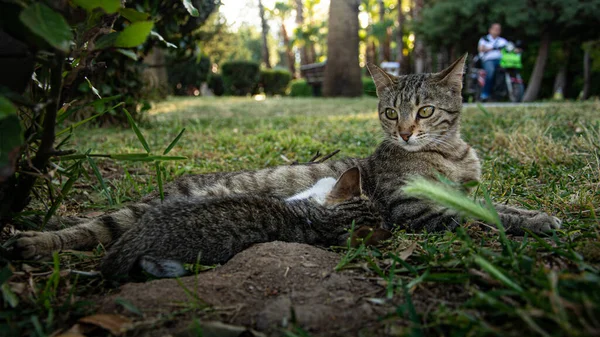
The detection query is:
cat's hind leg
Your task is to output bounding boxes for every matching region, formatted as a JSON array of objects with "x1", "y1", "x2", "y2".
[{"x1": 12, "y1": 203, "x2": 150, "y2": 259}]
